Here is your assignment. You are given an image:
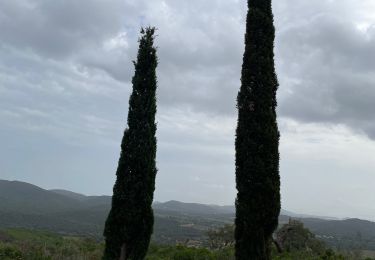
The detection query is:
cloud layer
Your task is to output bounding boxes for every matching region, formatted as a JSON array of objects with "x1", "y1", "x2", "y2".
[{"x1": 1, "y1": 0, "x2": 375, "y2": 219}]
